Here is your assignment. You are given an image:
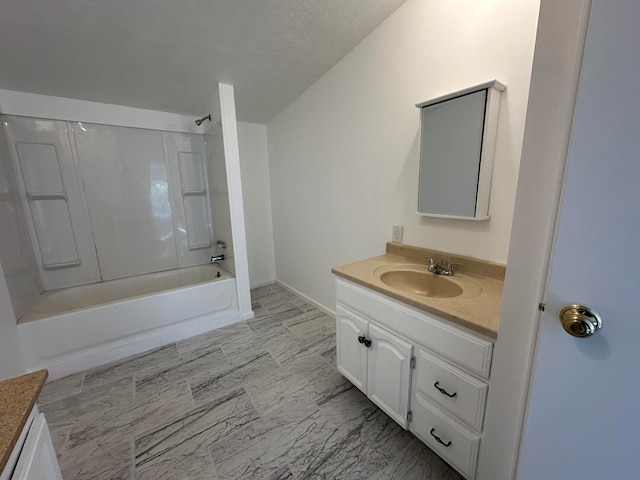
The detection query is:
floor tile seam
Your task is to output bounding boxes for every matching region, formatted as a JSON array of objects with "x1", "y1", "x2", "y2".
[
  {"x1": 53, "y1": 425, "x2": 72, "y2": 460},
  {"x1": 63, "y1": 373, "x2": 136, "y2": 401},
  {"x1": 63, "y1": 424, "x2": 136, "y2": 464},
  {"x1": 217, "y1": 341, "x2": 237, "y2": 365},
  {"x1": 133, "y1": 385, "x2": 251, "y2": 446},
  {"x1": 185, "y1": 378, "x2": 197, "y2": 410},
  {"x1": 128, "y1": 436, "x2": 135, "y2": 480},
  {"x1": 290, "y1": 415, "x2": 364, "y2": 480},
  {"x1": 207, "y1": 448, "x2": 220, "y2": 480},
  {"x1": 176, "y1": 325, "x2": 254, "y2": 358},
  {"x1": 65, "y1": 379, "x2": 191, "y2": 447},
  {"x1": 281, "y1": 321, "x2": 305, "y2": 340},
  {"x1": 135, "y1": 402, "x2": 260, "y2": 472},
  {"x1": 77, "y1": 369, "x2": 87, "y2": 392},
  {"x1": 84, "y1": 343, "x2": 180, "y2": 382},
  {"x1": 239, "y1": 380, "x2": 282, "y2": 419},
  {"x1": 107, "y1": 344, "x2": 183, "y2": 383},
  {"x1": 286, "y1": 462, "x2": 300, "y2": 480},
  {"x1": 134, "y1": 347, "x2": 223, "y2": 391},
  {"x1": 39, "y1": 373, "x2": 87, "y2": 407}
]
